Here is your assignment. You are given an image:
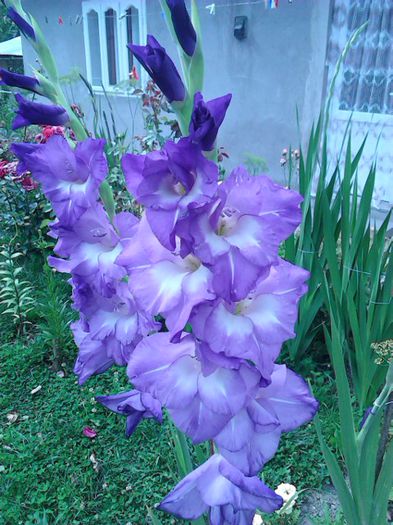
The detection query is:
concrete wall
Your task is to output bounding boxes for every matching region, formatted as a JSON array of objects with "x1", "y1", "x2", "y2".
[{"x1": 21, "y1": 0, "x2": 331, "y2": 181}]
